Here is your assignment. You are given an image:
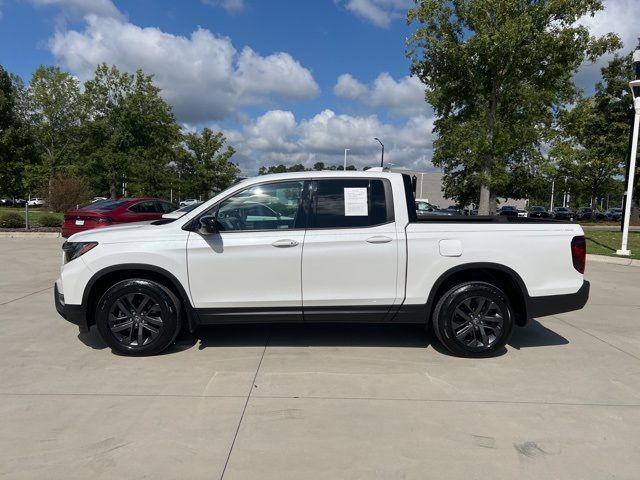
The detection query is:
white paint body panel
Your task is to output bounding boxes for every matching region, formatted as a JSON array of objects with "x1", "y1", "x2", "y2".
[
  {"x1": 404, "y1": 222, "x2": 584, "y2": 304},
  {"x1": 56, "y1": 171, "x2": 585, "y2": 317},
  {"x1": 301, "y1": 223, "x2": 399, "y2": 307},
  {"x1": 186, "y1": 230, "x2": 305, "y2": 308}
]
